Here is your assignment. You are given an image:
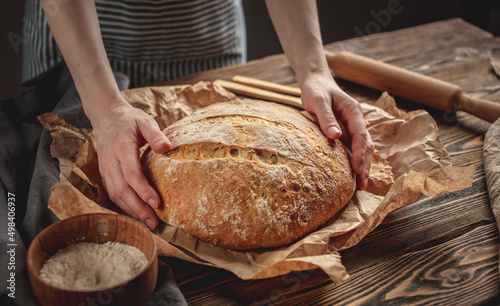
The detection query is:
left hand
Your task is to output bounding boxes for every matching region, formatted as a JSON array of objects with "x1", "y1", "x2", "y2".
[{"x1": 91, "y1": 98, "x2": 171, "y2": 229}]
